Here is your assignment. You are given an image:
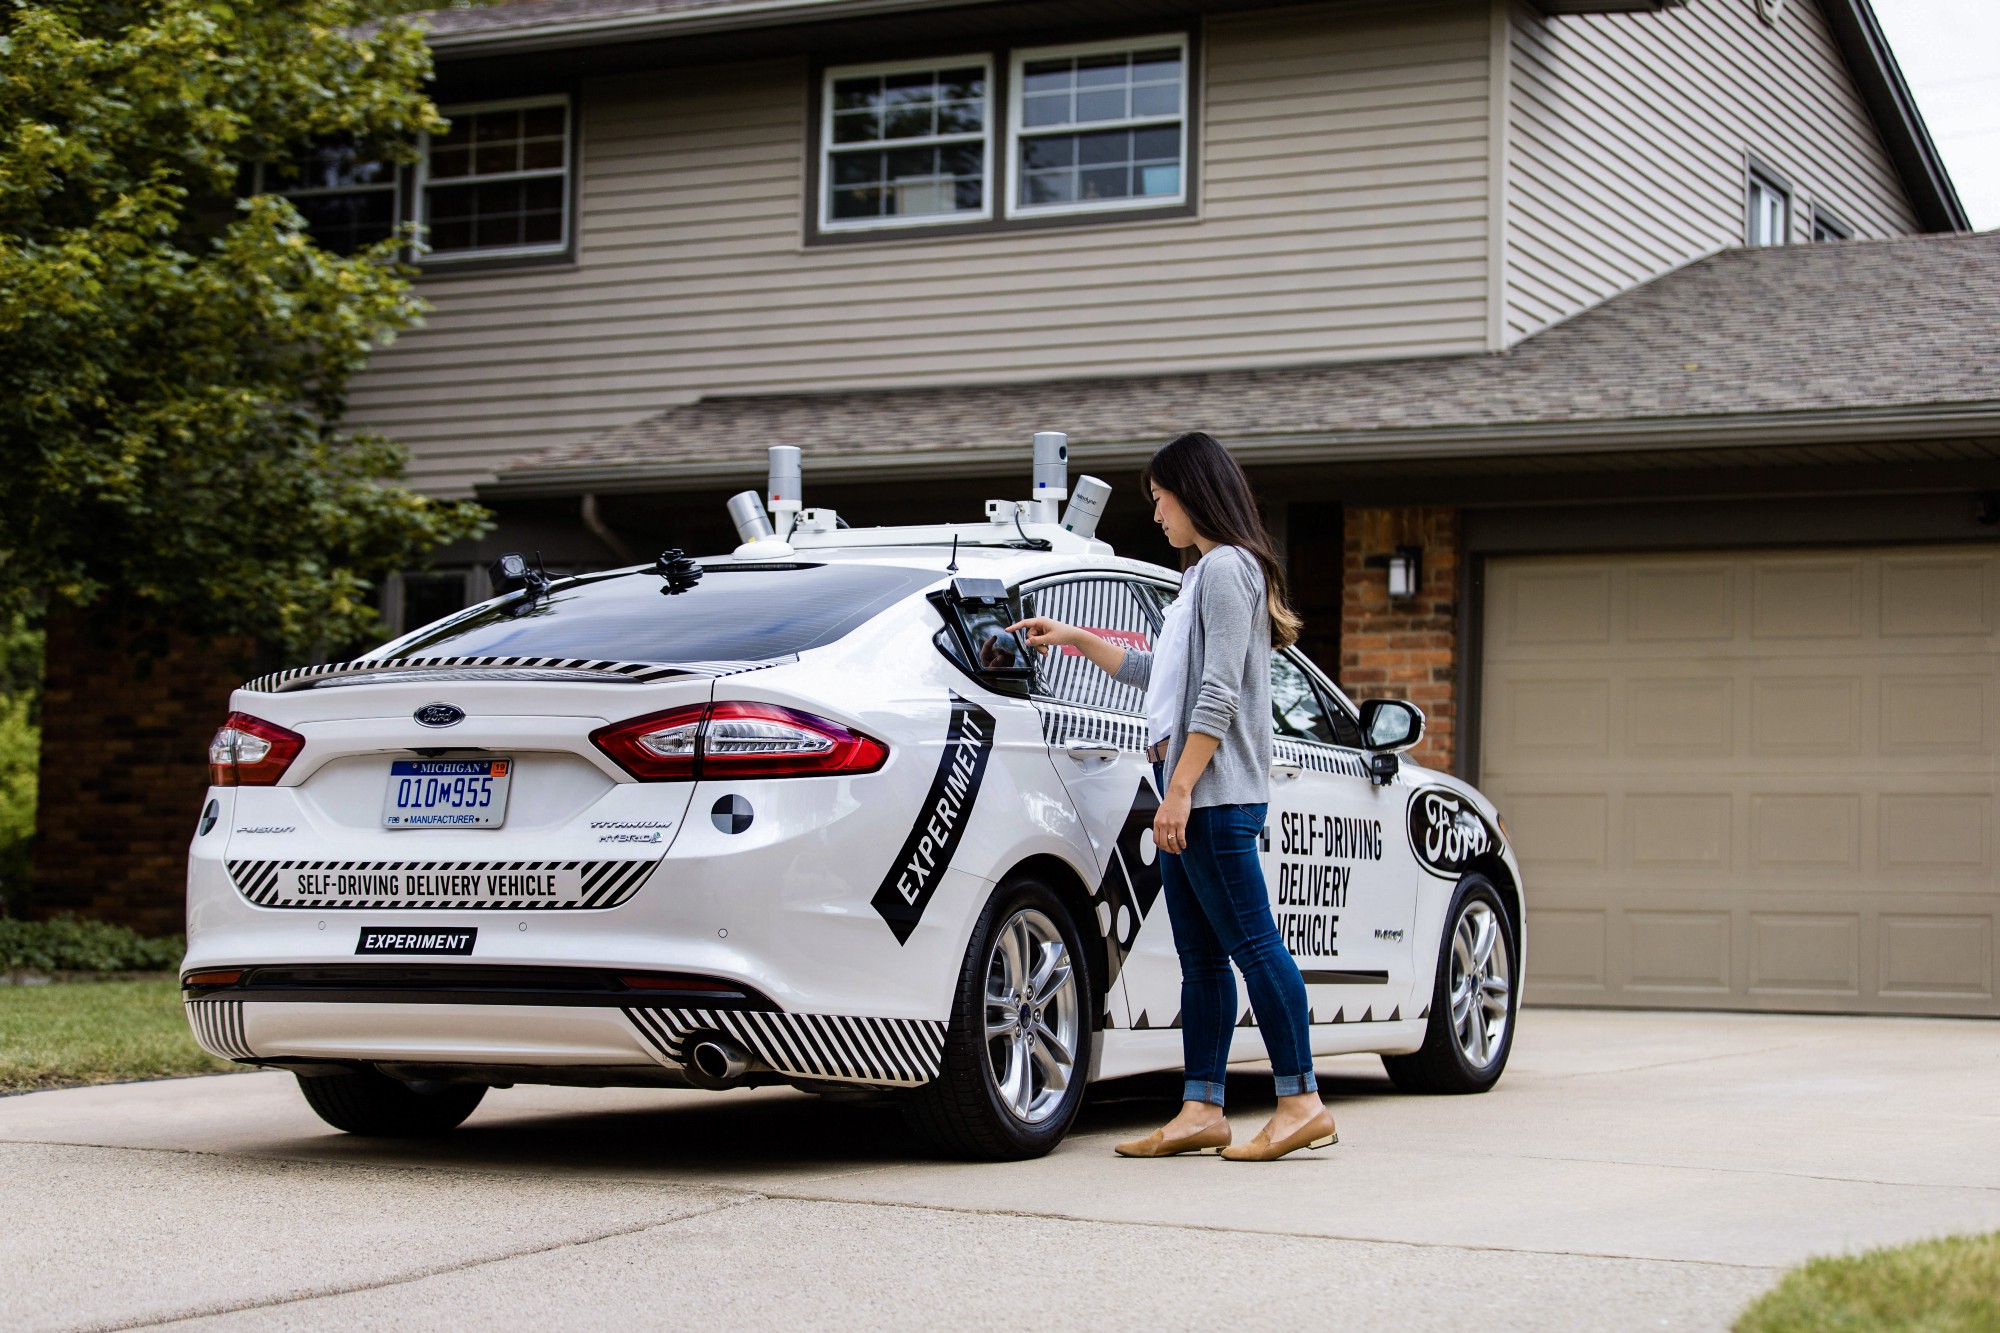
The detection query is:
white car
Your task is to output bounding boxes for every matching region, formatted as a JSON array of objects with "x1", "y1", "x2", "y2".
[{"x1": 184, "y1": 440, "x2": 1524, "y2": 1159}]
